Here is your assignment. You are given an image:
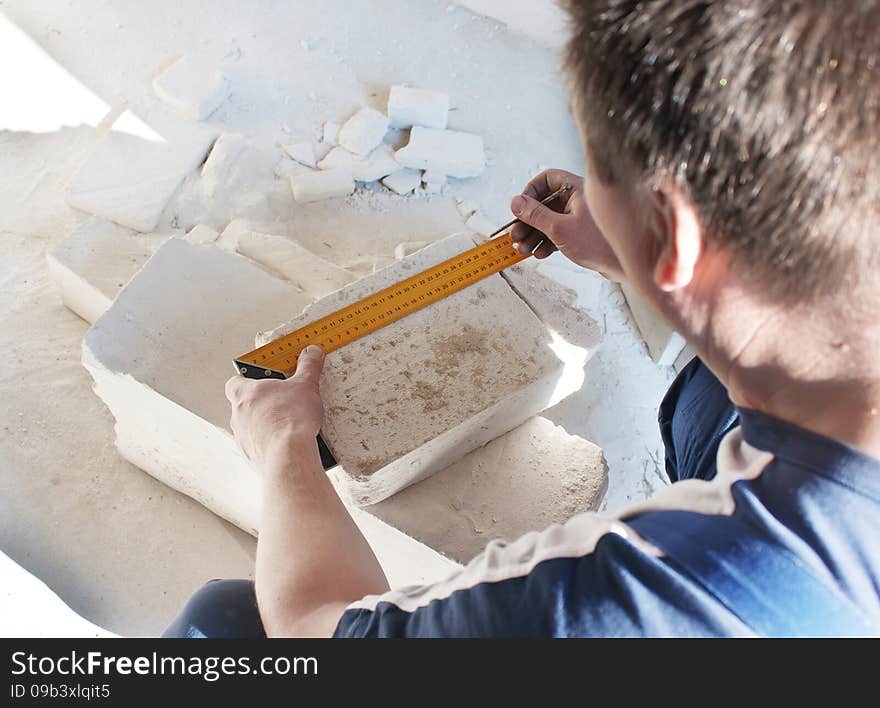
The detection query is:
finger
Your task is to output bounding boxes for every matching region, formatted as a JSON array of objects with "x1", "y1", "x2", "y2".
[
  {"x1": 532, "y1": 239, "x2": 558, "y2": 260},
  {"x1": 510, "y1": 221, "x2": 536, "y2": 245},
  {"x1": 291, "y1": 344, "x2": 325, "y2": 384},
  {"x1": 523, "y1": 169, "x2": 579, "y2": 203},
  {"x1": 225, "y1": 375, "x2": 245, "y2": 402},
  {"x1": 514, "y1": 230, "x2": 546, "y2": 255},
  {"x1": 510, "y1": 194, "x2": 565, "y2": 239}
]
